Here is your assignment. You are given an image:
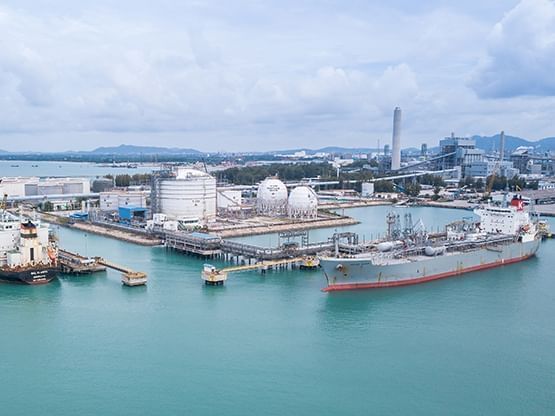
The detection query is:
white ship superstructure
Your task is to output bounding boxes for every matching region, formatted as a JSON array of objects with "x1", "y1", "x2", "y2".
[{"x1": 0, "y1": 211, "x2": 58, "y2": 284}]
